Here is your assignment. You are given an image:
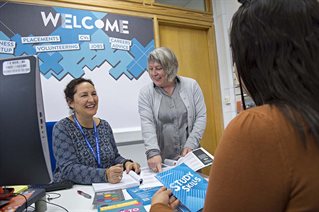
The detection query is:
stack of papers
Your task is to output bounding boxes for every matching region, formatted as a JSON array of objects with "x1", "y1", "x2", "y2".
[
  {"x1": 93, "y1": 147, "x2": 214, "y2": 193},
  {"x1": 93, "y1": 173, "x2": 140, "y2": 192},
  {"x1": 93, "y1": 167, "x2": 166, "y2": 192}
]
